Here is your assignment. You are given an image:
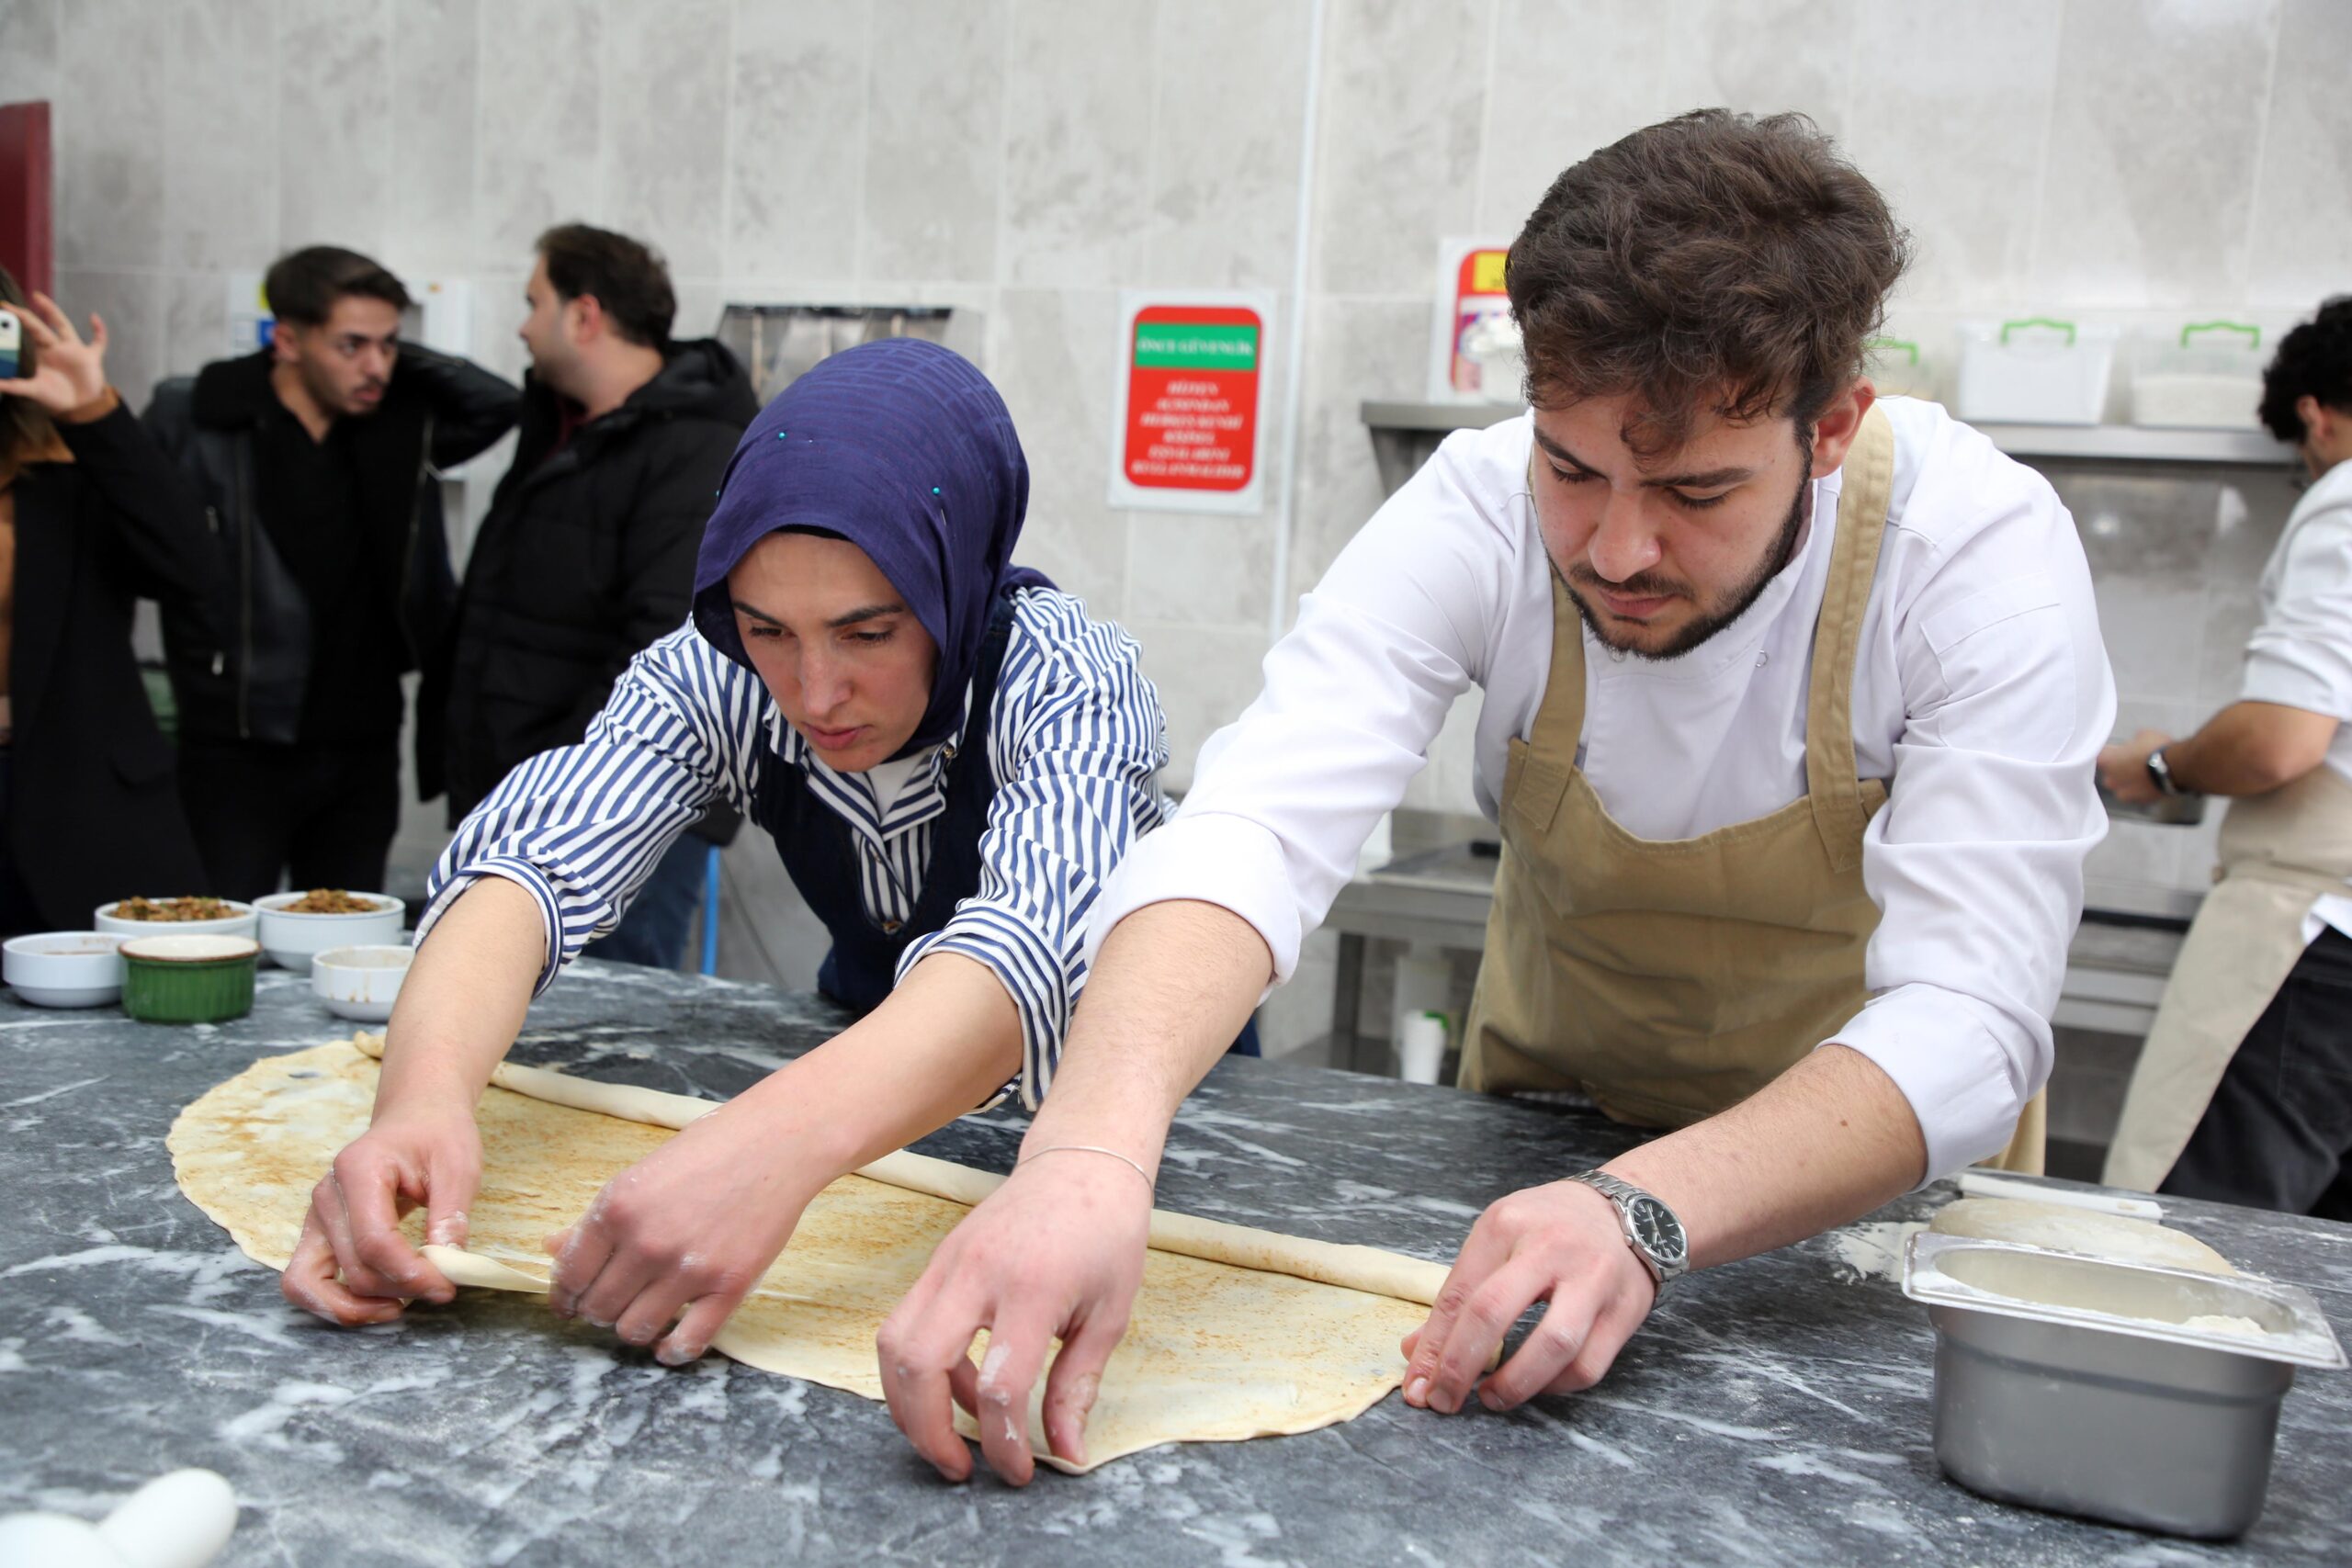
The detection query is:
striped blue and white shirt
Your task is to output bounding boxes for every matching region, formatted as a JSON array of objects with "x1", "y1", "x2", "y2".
[{"x1": 419, "y1": 587, "x2": 1171, "y2": 1108}]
